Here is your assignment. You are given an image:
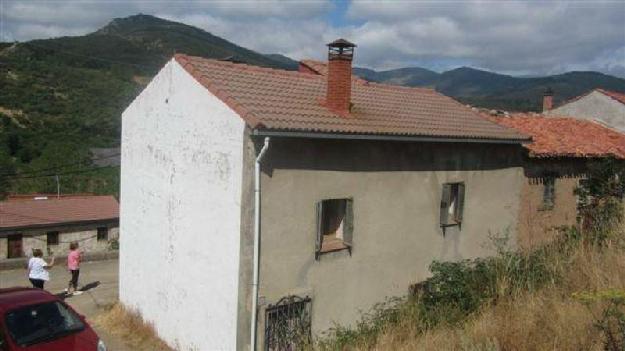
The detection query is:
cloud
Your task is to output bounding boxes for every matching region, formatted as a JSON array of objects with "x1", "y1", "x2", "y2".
[
  {"x1": 1, "y1": 0, "x2": 623, "y2": 77},
  {"x1": 346, "y1": 0, "x2": 625, "y2": 75}
]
